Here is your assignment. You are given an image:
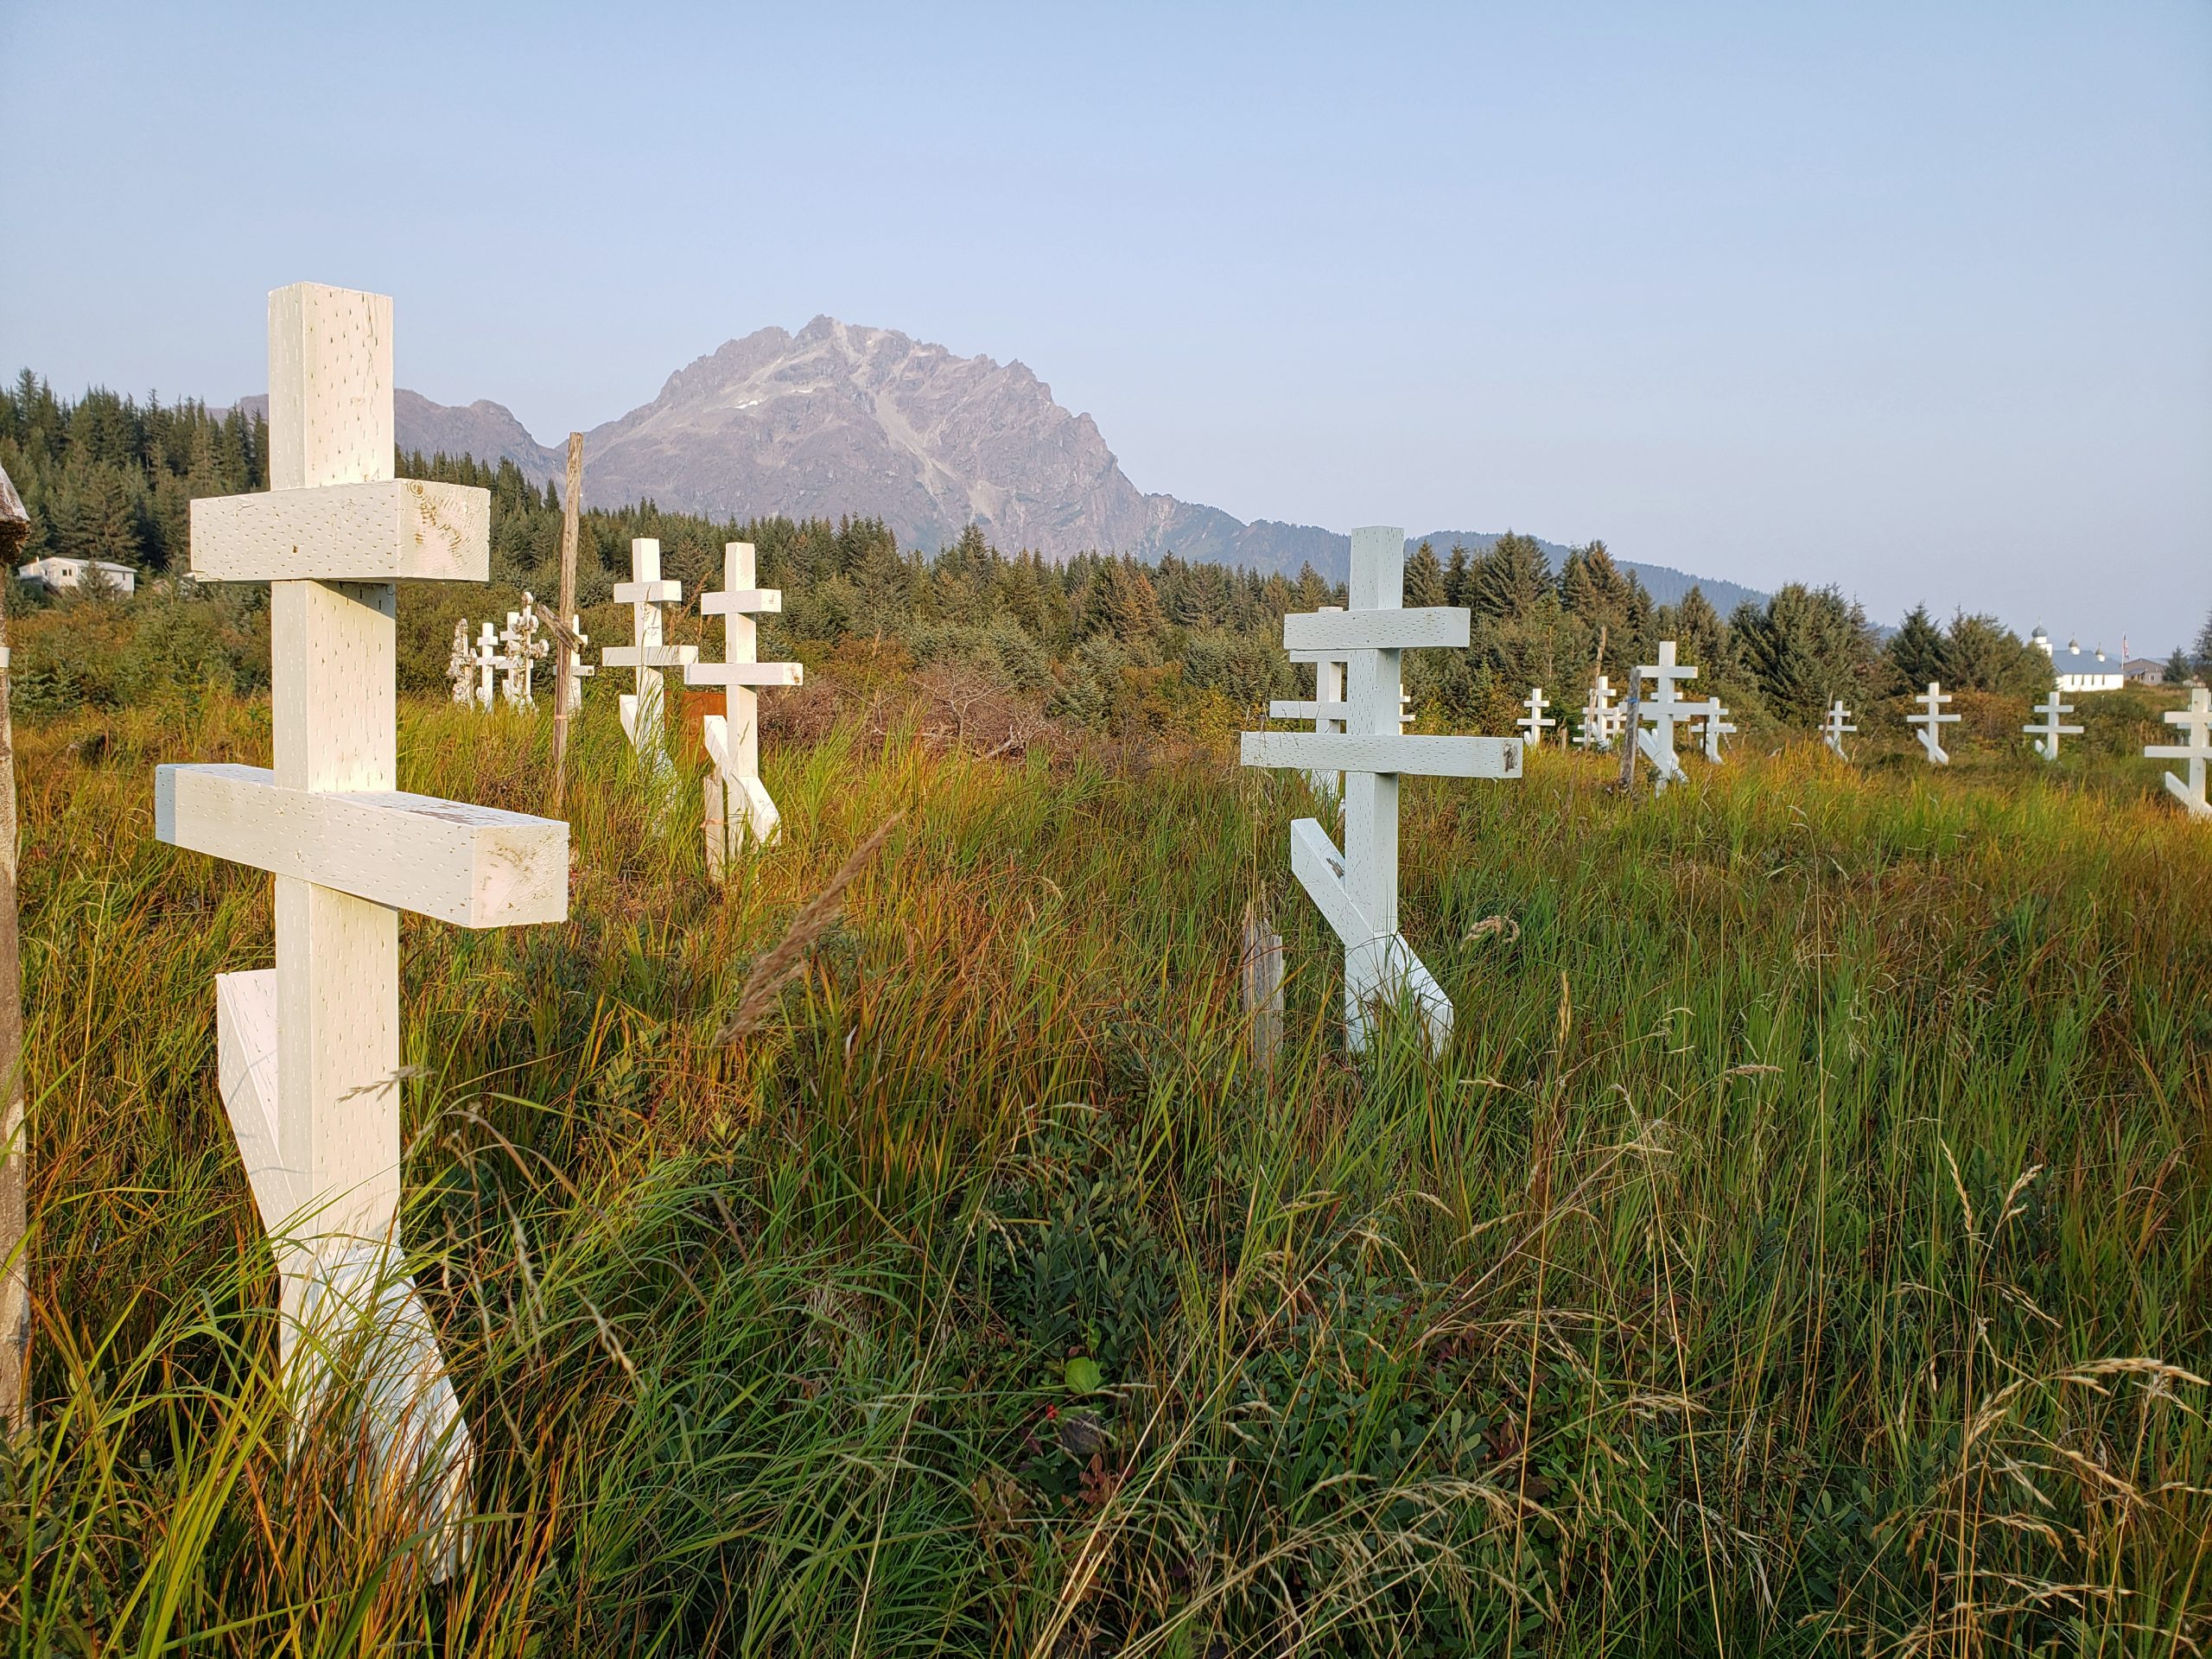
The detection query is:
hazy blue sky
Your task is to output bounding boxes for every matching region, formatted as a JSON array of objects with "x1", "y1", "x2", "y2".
[{"x1": 5, "y1": 2, "x2": 2207, "y2": 650}]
